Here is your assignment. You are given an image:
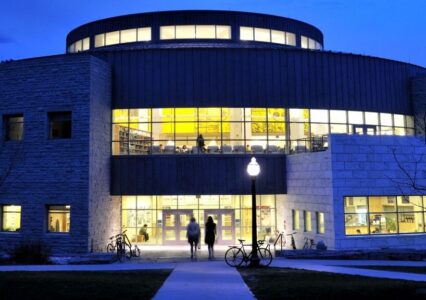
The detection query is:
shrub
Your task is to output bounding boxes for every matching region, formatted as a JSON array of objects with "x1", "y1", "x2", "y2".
[
  {"x1": 316, "y1": 240, "x2": 327, "y2": 251},
  {"x1": 11, "y1": 241, "x2": 51, "y2": 264}
]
